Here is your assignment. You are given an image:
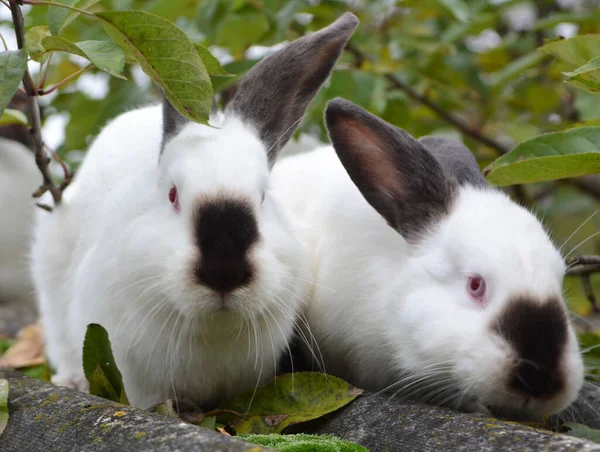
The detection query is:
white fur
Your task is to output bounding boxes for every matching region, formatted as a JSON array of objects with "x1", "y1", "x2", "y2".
[
  {"x1": 31, "y1": 105, "x2": 309, "y2": 408},
  {"x1": 272, "y1": 145, "x2": 584, "y2": 417},
  {"x1": 0, "y1": 138, "x2": 39, "y2": 307}
]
